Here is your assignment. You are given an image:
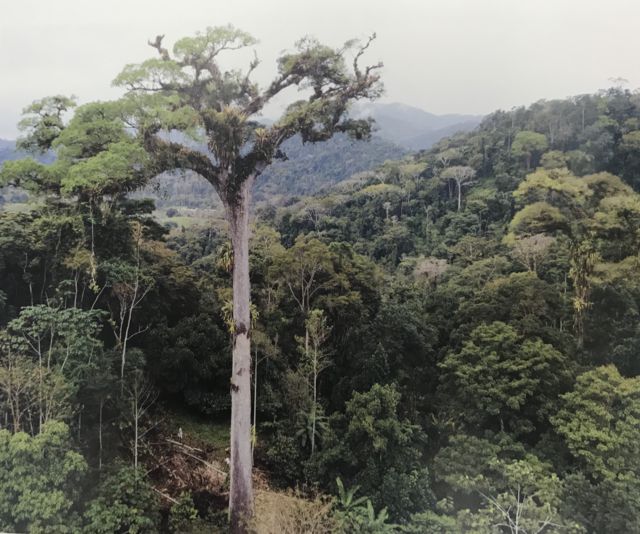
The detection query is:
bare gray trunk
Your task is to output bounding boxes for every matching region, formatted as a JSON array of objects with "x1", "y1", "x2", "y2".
[
  {"x1": 121, "y1": 256, "x2": 140, "y2": 383},
  {"x1": 311, "y1": 357, "x2": 317, "y2": 455},
  {"x1": 252, "y1": 345, "x2": 258, "y2": 464},
  {"x1": 228, "y1": 176, "x2": 255, "y2": 533},
  {"x1": 98, "y1": 398, "x2": 103, "y2": 471},
  {"x1": 133, "y1": 386, "x2": 139, "y2": 470}
]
